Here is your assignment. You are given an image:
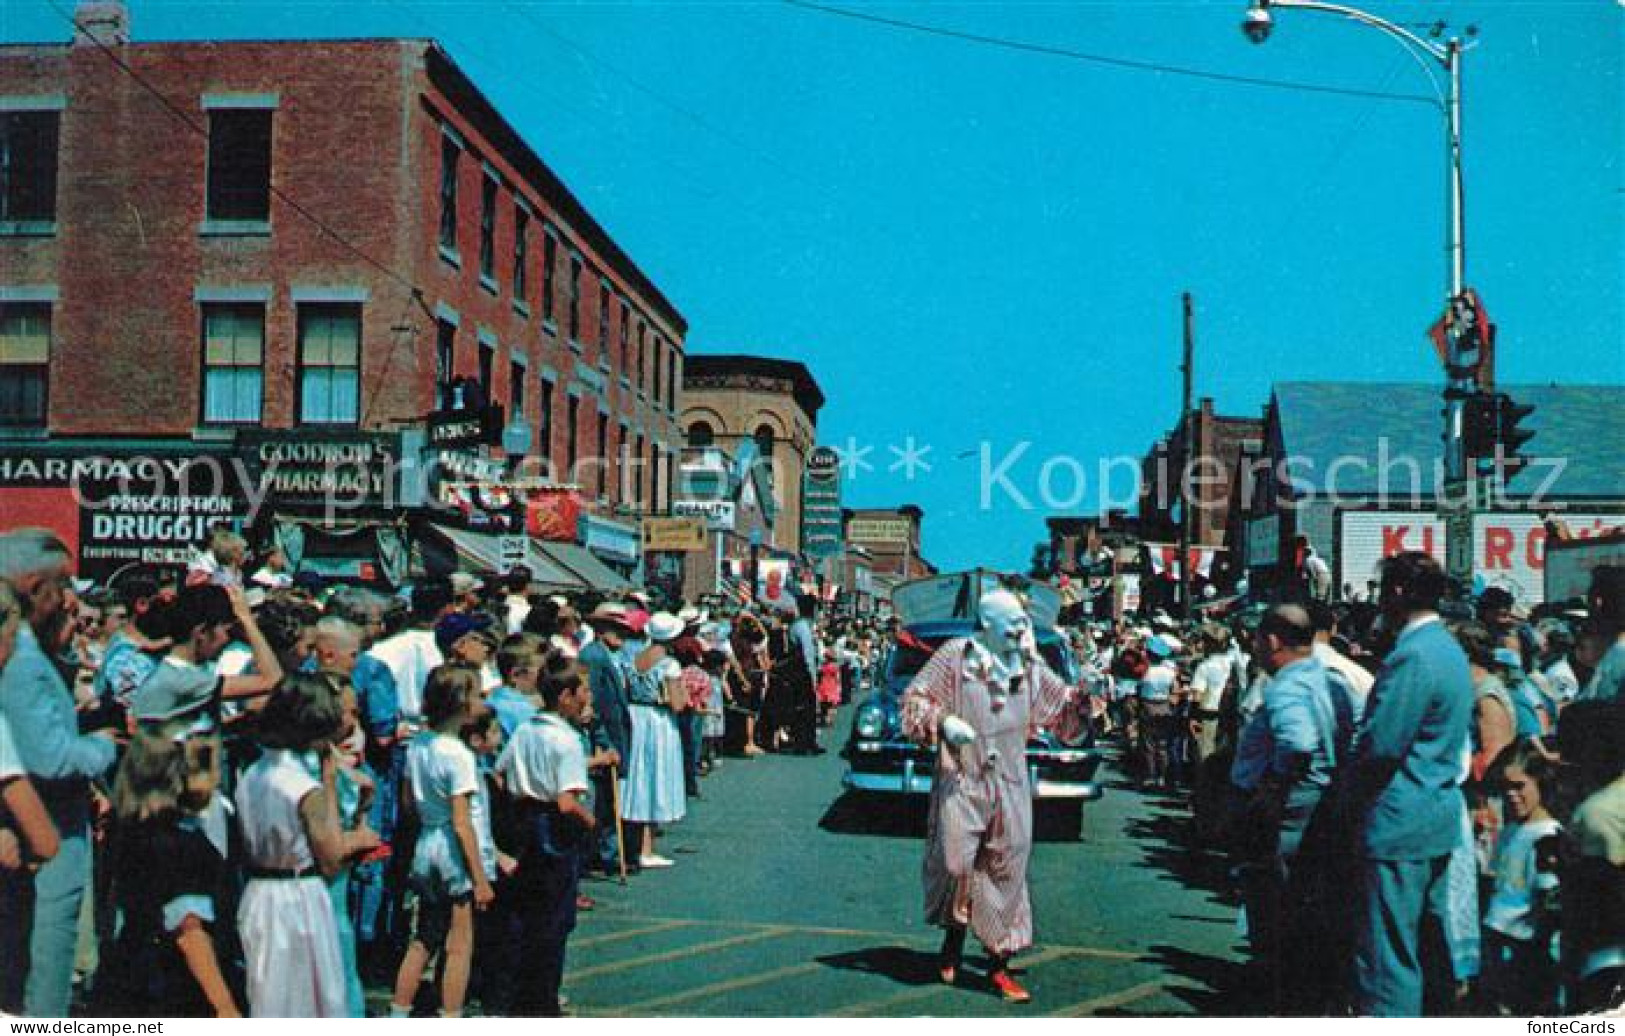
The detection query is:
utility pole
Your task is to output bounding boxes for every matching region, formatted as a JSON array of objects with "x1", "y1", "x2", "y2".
[{"x1": 1179, "y1": 293, "x2": 1195, "y2": 620}]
